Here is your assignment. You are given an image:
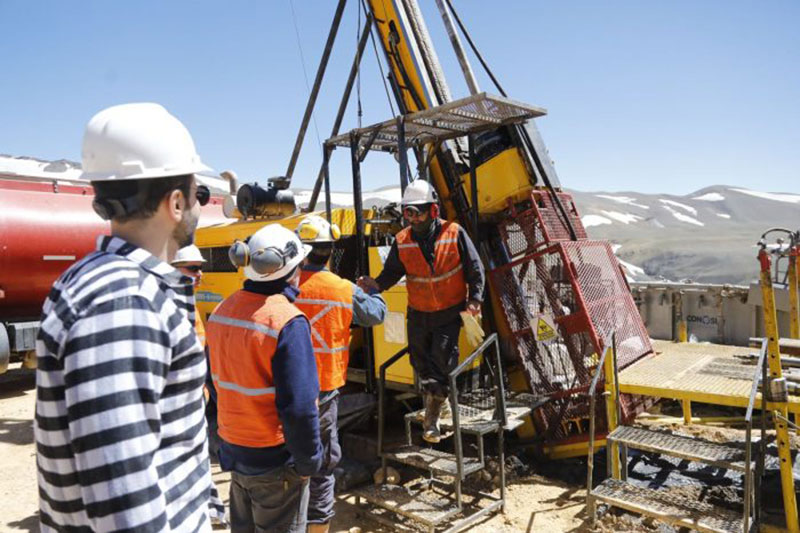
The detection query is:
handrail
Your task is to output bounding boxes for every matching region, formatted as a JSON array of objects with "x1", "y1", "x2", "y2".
[
  {"x1": 448, "y1": 333, "x2": 503, "y2": 483},
  {"x1": 744, "y1": 339, "x2": 767, "y2": 532},
  {"x1": 378, "y1": 346, "x2": 410, "y2": 456},
  {"x1": 586, "y1": 332, "x2": 615, "y2": 505}
]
